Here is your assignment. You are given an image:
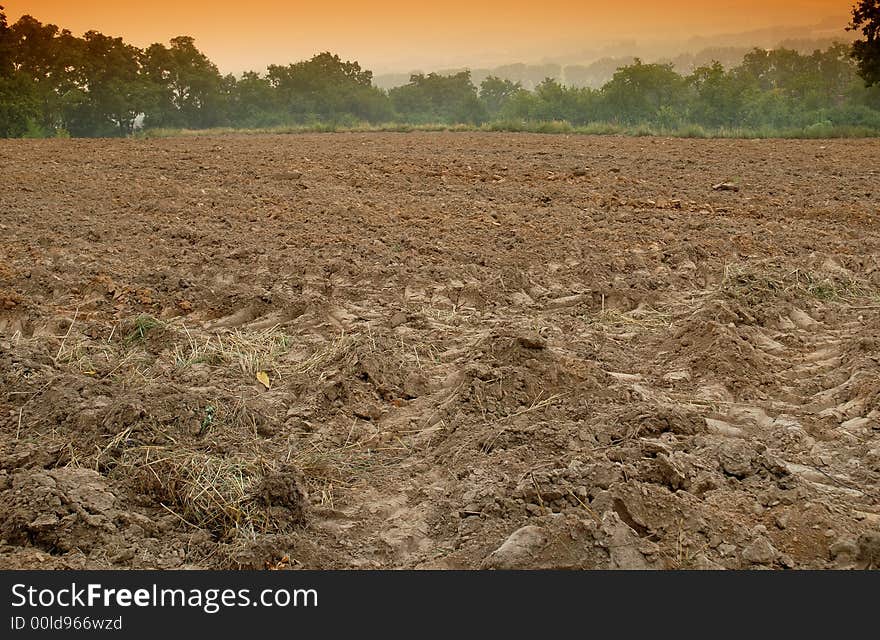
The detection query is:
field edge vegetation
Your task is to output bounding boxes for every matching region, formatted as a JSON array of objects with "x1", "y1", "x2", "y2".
[{"x1": 3, "y1": 5, "x2": 880, "y2": 140}]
